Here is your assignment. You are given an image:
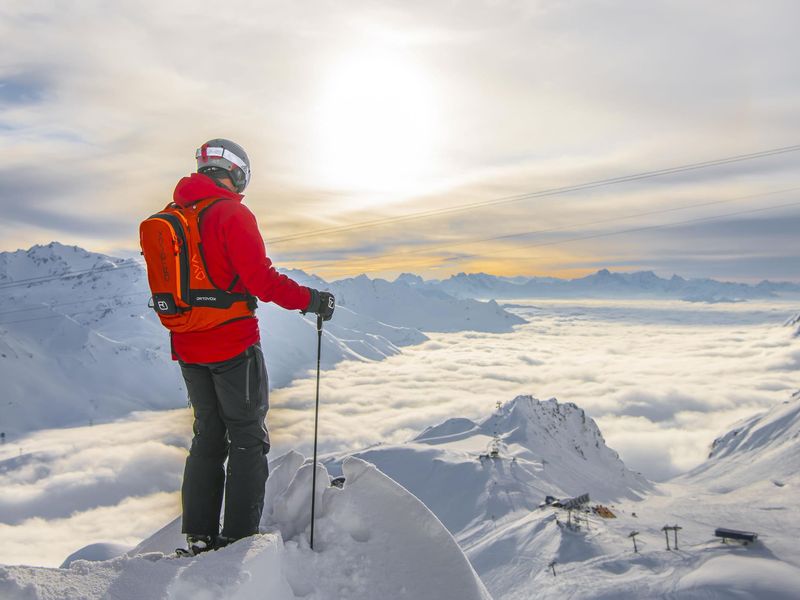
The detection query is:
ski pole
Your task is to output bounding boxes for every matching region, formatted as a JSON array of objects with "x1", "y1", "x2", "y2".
[{"x1": 310, "y1": 314, "x2": 323, "y2": 550}]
